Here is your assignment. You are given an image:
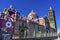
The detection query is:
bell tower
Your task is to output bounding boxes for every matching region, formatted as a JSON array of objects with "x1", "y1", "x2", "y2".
[{"x1": 48, "y1": 7, "x2": 57, "y2": 32}]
